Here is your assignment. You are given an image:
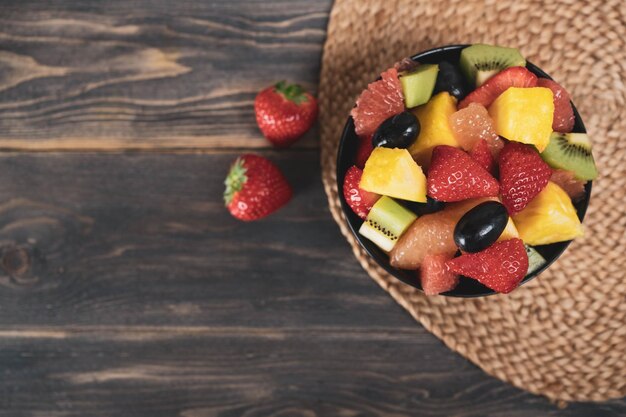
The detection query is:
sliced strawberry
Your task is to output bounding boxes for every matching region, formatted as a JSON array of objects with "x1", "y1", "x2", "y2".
[
  {"x1": 351, "y1": 68, "x2": 404, "y2": 138},
  {"x1": 537, "y1": 78, "x2": 575, "y2": 133},
  {"x1": 469, "y1": 139, "x2": 496, "y2": 175},
  {"x1": 343, "y1": 165, "x2": 380, "y2": 219},
  {"x1": 459, "y1": 67, "x2": 538, "y2": 109},
  {"x1": 498, "y1": 142, "x2": 552, "y2": 214},
  {"x1": 550, "y1": 169, "x2": 586, "y2": 201},
  {"x1": 427, "y1": 145, "x2": 499, "y2": 202},
  {"x1": 355, "y1": 136, "x2": 373, "y2": 169},
  {"x1": 446, "y1": 238, "x2": 528, "y2": 294},
  {"x1": 420, "y1": 253, "x2": 459, "y2": 295}
]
